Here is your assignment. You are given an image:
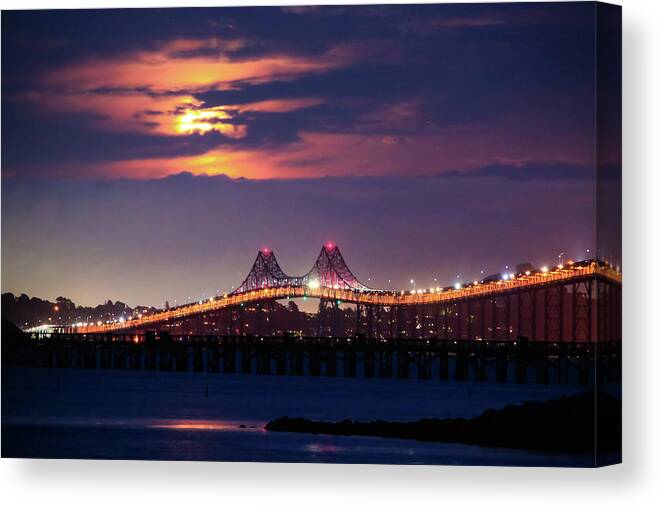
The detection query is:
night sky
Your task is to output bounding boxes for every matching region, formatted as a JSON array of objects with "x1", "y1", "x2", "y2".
[{"x1": 1, "y1": 4, "x2": 619, "y2": 307}]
